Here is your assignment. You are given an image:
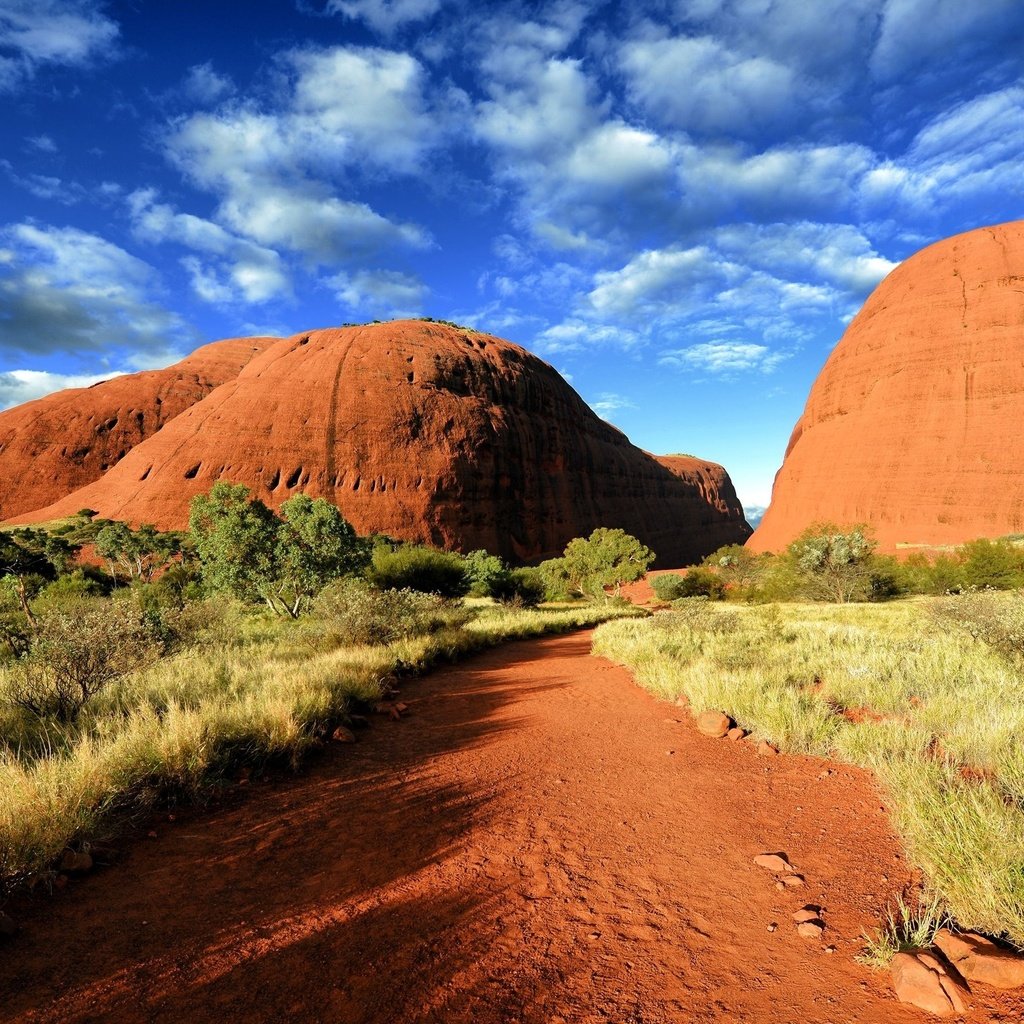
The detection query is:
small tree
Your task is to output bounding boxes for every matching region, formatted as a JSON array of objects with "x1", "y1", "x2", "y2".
[
  {"x1": 189, "y1": 483, "x2": 280, "y2": 609},
  {"x1": 561, "y1": 528, "x2": 655, "y2": 600},
  {"x1": 273, "y1": 494, "x2": 370, "y2": 616},
  {"x1": 9, "y1": 600, "x2": 157, "y2": 723},
  {"x1": 0, "y1": 529, "x2": 78, "y2": 624},
  {"x1": 95, "y1": 521, "x2": 181, "y2": 584},
  {"x1": 790, "y1": 524, "x2": 876, "y2": 603},
  {"x1": 464, "y1": 549, "x2": 507, "y2": 596}
]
